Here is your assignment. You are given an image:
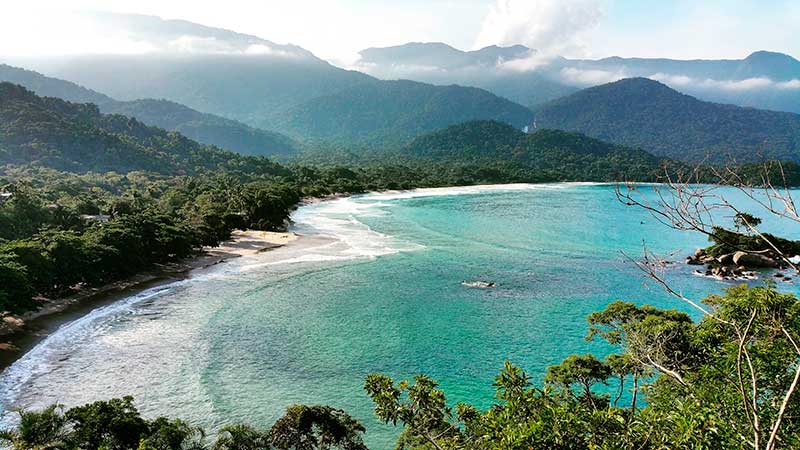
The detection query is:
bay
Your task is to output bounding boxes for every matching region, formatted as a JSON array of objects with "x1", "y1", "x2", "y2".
[{"x1": 2, "y1": 183, "x2": 798, "y2": 449}]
